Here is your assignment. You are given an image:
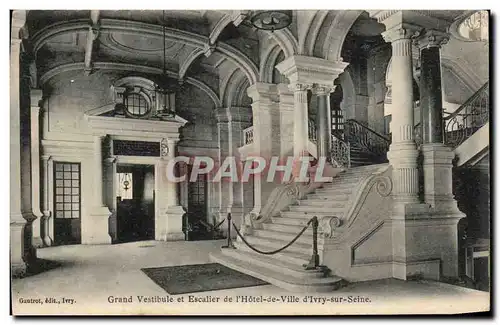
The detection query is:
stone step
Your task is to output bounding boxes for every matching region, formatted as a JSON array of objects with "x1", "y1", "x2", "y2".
[
  {"x1": 240, "y1": 234, "x2": 312, "y2": 256},
  {"x1": 280, "y1": 210, "x2": 342, "y2": 219},
  {"x1": 306, "y1": 193, "x2": 350, "y2": 201},
  {"x1": 288, "y1": 205, "x2": 345, "y2": 213},
  {"x1": 234, "y1": 241, "x2": 311, "y2": 265},
  {"x1": 210, "y1": 252, "x2": 344, "y2": 292},
  {"x1": 296, "y1": 199, "x2": 346, "y2": 208},
  {"x1": 314, "y1": 187, "x2": 353, "y2": 195},
  {"x1": 219, "y1": 247, "x2": 326, "y2": 279},
  {"x1": 252, "y1": 229, "x2": 313, "y2": 245},
  {"x1": 262, "y1": 222, "x2": 313, "y2": 235}
]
